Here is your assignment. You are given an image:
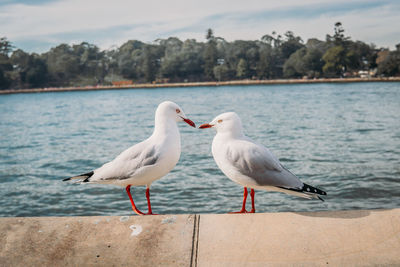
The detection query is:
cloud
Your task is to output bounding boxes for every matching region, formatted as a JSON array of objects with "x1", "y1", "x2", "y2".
[{"x1": 0, "y1": 0, "x2": 399, "y2": 52}]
